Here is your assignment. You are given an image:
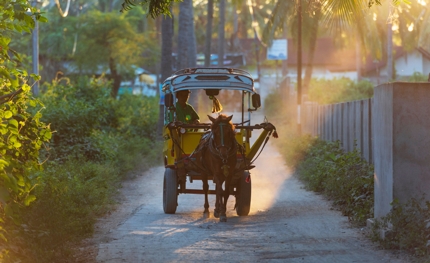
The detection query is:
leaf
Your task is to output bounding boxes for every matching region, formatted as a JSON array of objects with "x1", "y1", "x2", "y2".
[
  {"x1": 43, "y1": 130, "x2": 52, "y2": 140},
  {"x1": 8, "y1": 119, "x2": 18, "y2": 128},
  {"x1": 0, "y1": 185, "x2": 10, "y2": 204},
  {"x1": 4, "y1": 111, "x2": 13, "y2": 119},
  {"x1": 24, "y1": 195, "x2": 36, "y2": 206},
  {"x1": 38, "y1": 16, "x2": 48, "y2": 23},
  {"x1": 0, "y1": 159, "x2": 9, "y2": 169}
]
